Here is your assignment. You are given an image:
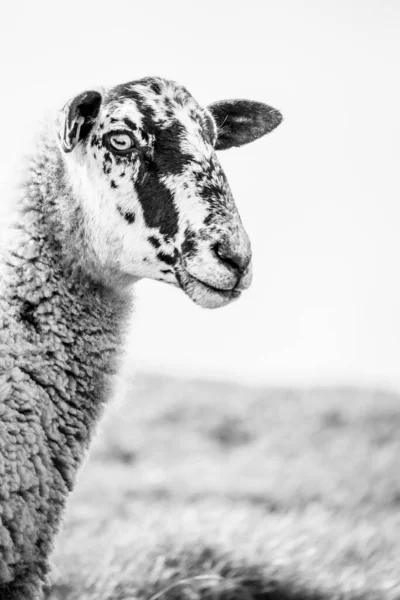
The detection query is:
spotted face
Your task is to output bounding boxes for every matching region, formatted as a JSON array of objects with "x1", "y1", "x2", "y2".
[{"x1": 58, "y1": 77, "x2": 282, "y2": 308}]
